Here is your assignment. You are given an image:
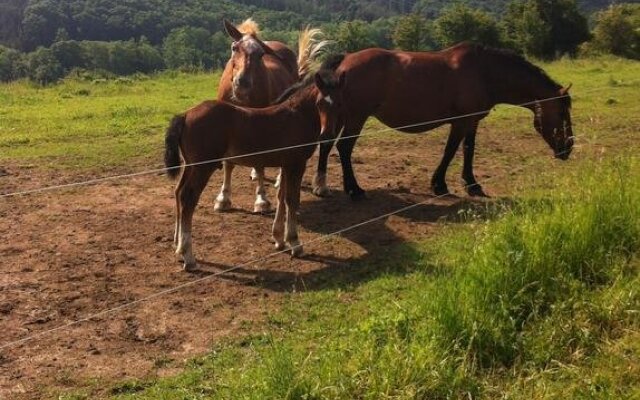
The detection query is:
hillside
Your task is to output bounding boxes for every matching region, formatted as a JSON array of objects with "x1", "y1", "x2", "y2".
[{"x1": 0, "y1": 0, "x2": 618, "y2": 50}]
